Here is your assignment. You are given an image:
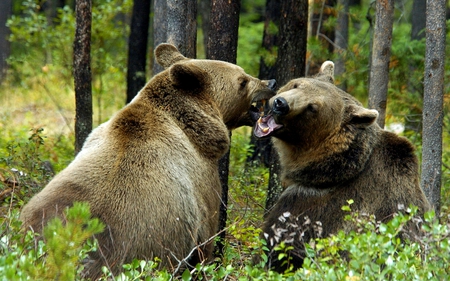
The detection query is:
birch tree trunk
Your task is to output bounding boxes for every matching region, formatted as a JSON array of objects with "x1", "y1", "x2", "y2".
[
  {"x1": 73, "y1": 0, "x2": 92, "y2": 155},
  {"x1": 368, "y1": 0, "x2": 394, "y2": 128},
  {"x1": 421, "y1": 0, "x2": 446, "y2": 214}
]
